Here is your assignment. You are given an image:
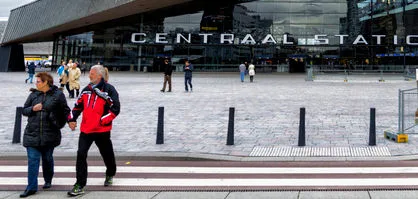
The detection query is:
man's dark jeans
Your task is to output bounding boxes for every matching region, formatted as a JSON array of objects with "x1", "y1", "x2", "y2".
[
  {"x1": 76, "y1": 132, "x2": 116, "y2": 187},
  {"x1": 185, "y1": 76, "x2": 192, "y2": 91}
]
